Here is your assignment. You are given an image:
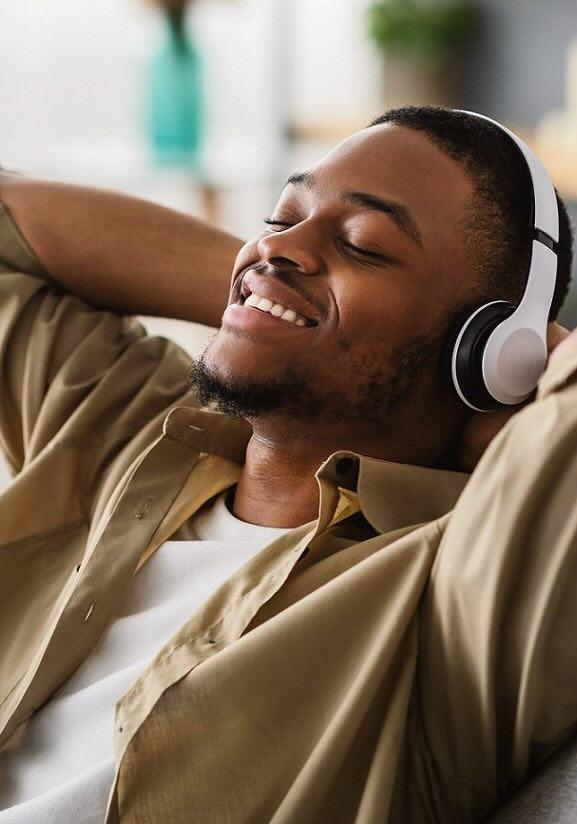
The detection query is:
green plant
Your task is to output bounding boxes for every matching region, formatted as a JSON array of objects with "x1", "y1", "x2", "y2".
[{"x1": 367, "y1": 0, "x2": 480, "y2": 62}]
